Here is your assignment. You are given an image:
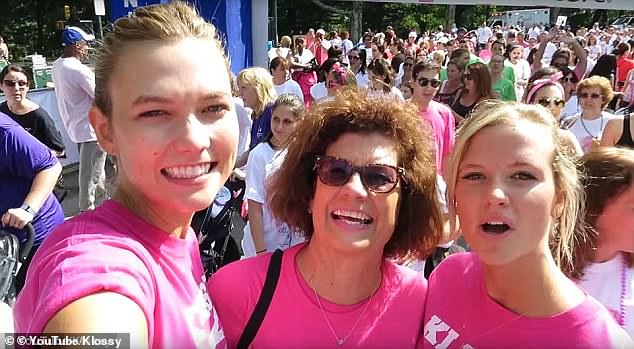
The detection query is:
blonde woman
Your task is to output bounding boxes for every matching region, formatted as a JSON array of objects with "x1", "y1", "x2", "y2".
[
  {"x1": 14, "y1": 2, "x2": 236, "y2": 346},
  {"x1": 236, "y1": 67, "x2": 277, "y2": 151},
  {"x1": 422, "y1": 101, "x2": 631, "y2": 348},
  {"x1": 567, "y1": 76, "x2": 620, "y2": 153}
]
